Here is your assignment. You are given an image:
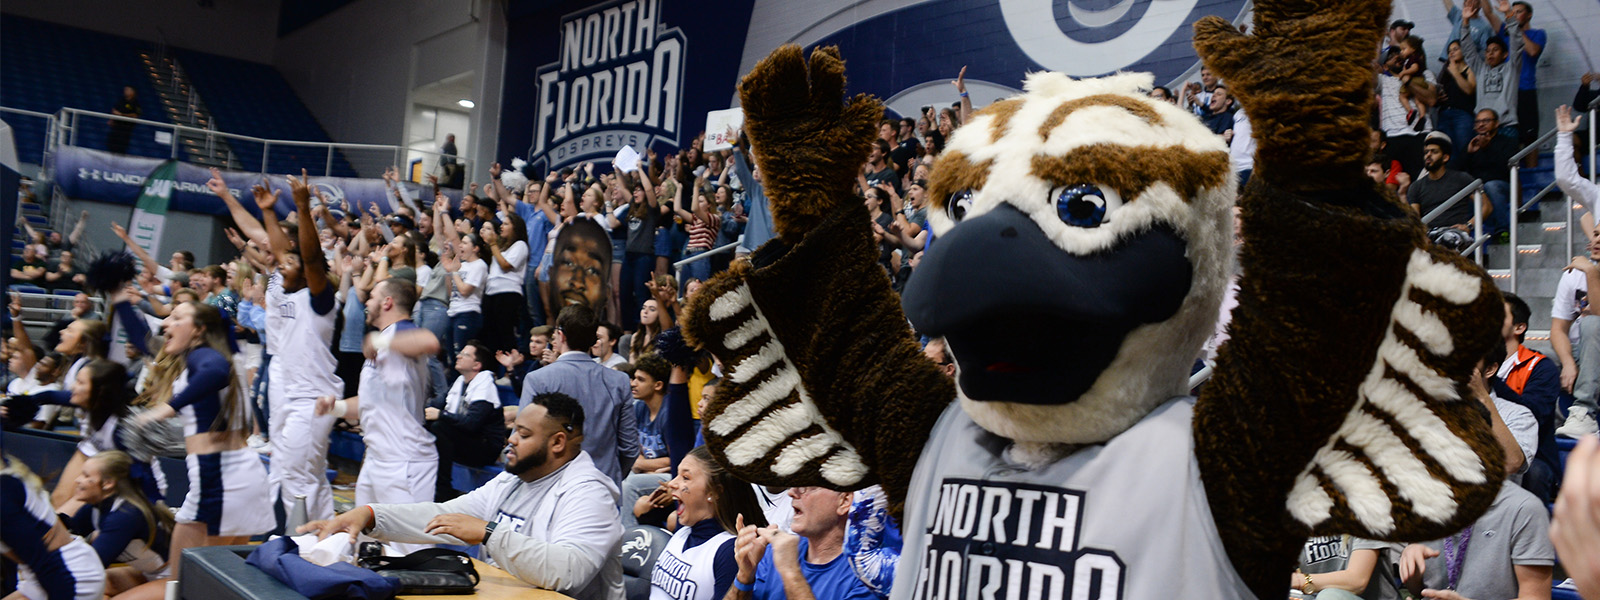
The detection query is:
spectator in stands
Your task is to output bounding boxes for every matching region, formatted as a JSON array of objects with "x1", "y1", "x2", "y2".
[
  {"x1": 44, "y1": 293, "x2": 99, "y2": 350},
  {"x1": 10, "y1": 244, "x2": 48, "y2": 284},
  {"x1": 1379, "y1": 47, "x2": 1438, "y2": 176},
  {"x1": 192, "y1": 265, "x2": 238, "y2": 322},
  {"x1": 1382, "y1": 19, "x2": 1414, "y2": 55},
  {"x1": 1288, "y1": 535, "x2": 1401, "y2": 599},
  {"x1": 1555, "y1": 104, "x2": 1600, "y2": 438},
  {"x1": 1443, "y1": 0, "x2": 1492, "y2": 52},
  {"x1": 1399, "y1": 353, "x2": 1552, "y2": 600},
  {"x1": 521, "y1": 304, "x2": 637, "y2": 487},
  {"x1": 593, "y1": 322, "x2": 624, "y2": 368},
  {"x1": 46, "y1": 250, "x2": 86, "y2": 291},
  {"x1": 1464, "y1": 109, "x2": 1519, "y2": 239},
  {"x1": 304, "y1": 393, "x2": 624, "y2": 600},
  {"x1": 1202, "y1": 85, "x2": 1236, "y2": 135},
  {"x1": 1149, "y1": 86, "x2": 1175, "y2": 103},
  {"x1": 110, "y1": 222, "x2": 193, "y2": 285},
  {"x1": 427, "y1": 340, "x2": 507, "y2": 502},
  {"x1": 499, "y1": 324, "x2": 554, "y2": 399},
  {"x1": 1481, "y1": 0, "x2": 1546, "y2": 158},
  {"x1": 1227, "y1": 102, "x2": 1255, "y2": 186},
  {"x1": 729, "y1": 486, "x2": 875, "y2": 600},
  {"x1": 1436, "y1": 40, "x2": 1478, "y2": 169},
  {"x1": 442, "y1": 230, "x2": 490, "y2": 358},
  {"x1": 0, "y1": 456, "x2": 107, "y2": 600},
  {"x1": 620, "y1": 171, "x2": 664, "y2": 332},
  {"x1": 622, "y1": 353, "x2": 671, "y2": 527},
  {"x1": 108, "y1": 85, "x2": 140, "y2": 154},
  {"x1": 890, "y1": 118, "x2": 921, "y2": 176},
  {"x1": 624, "y1": 298, "x2": 666, "y2": 361},
  {"x1": 860, "y1": 140, "x2": 898, "y2": 195},
  {"x1": 1407, "y1": 138, "x2": 1481, "y2": 229},
  {"x1": 1551, "y1": 435, "x2": 1600, "y2": 599},
  {"x1": 65, "y1": 450, "x2": 172, "y2": 596},
  {"x1": 480, "y1": 214, "x2": 530, "y2": 355},
  {"x1": 1495, "y1": 293, "x2": 1561, "y2": 502},
  {"x1": 652, "y1": 446, "x2": 770, "y2": 600},
  {"x1": 676, "y1": 188, "x2": 722, "y2": 287},
  {"x1": 1459, "y1": 1, "x2": 1524, "y2": 139},
  {"x1": 1181, "y1": 66, "x2": 1220, "y2": 117}
]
